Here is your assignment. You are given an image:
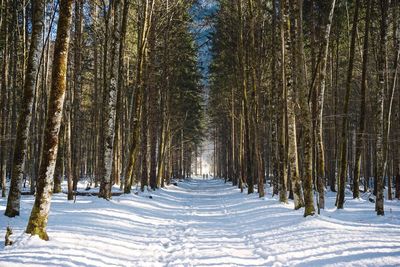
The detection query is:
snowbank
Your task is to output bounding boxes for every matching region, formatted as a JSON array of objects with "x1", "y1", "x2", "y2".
[{"x1": 1, "y1": 178, "x2": 400, "y2": 266}]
